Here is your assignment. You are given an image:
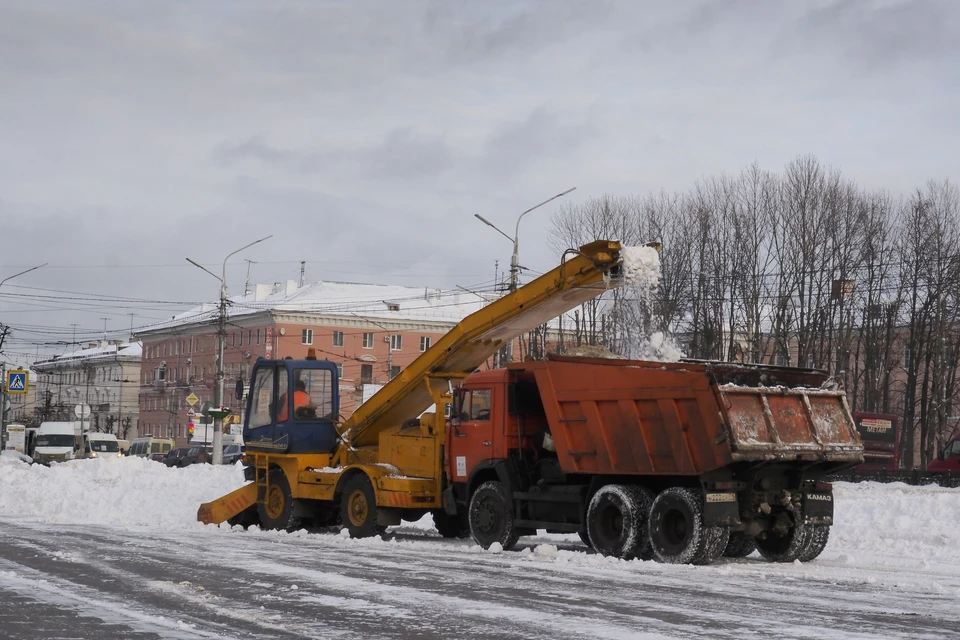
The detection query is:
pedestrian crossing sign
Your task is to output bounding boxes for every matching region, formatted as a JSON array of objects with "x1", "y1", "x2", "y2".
[{"x1": 7, "y1": 370, "x2": 28, "y2": 395}]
